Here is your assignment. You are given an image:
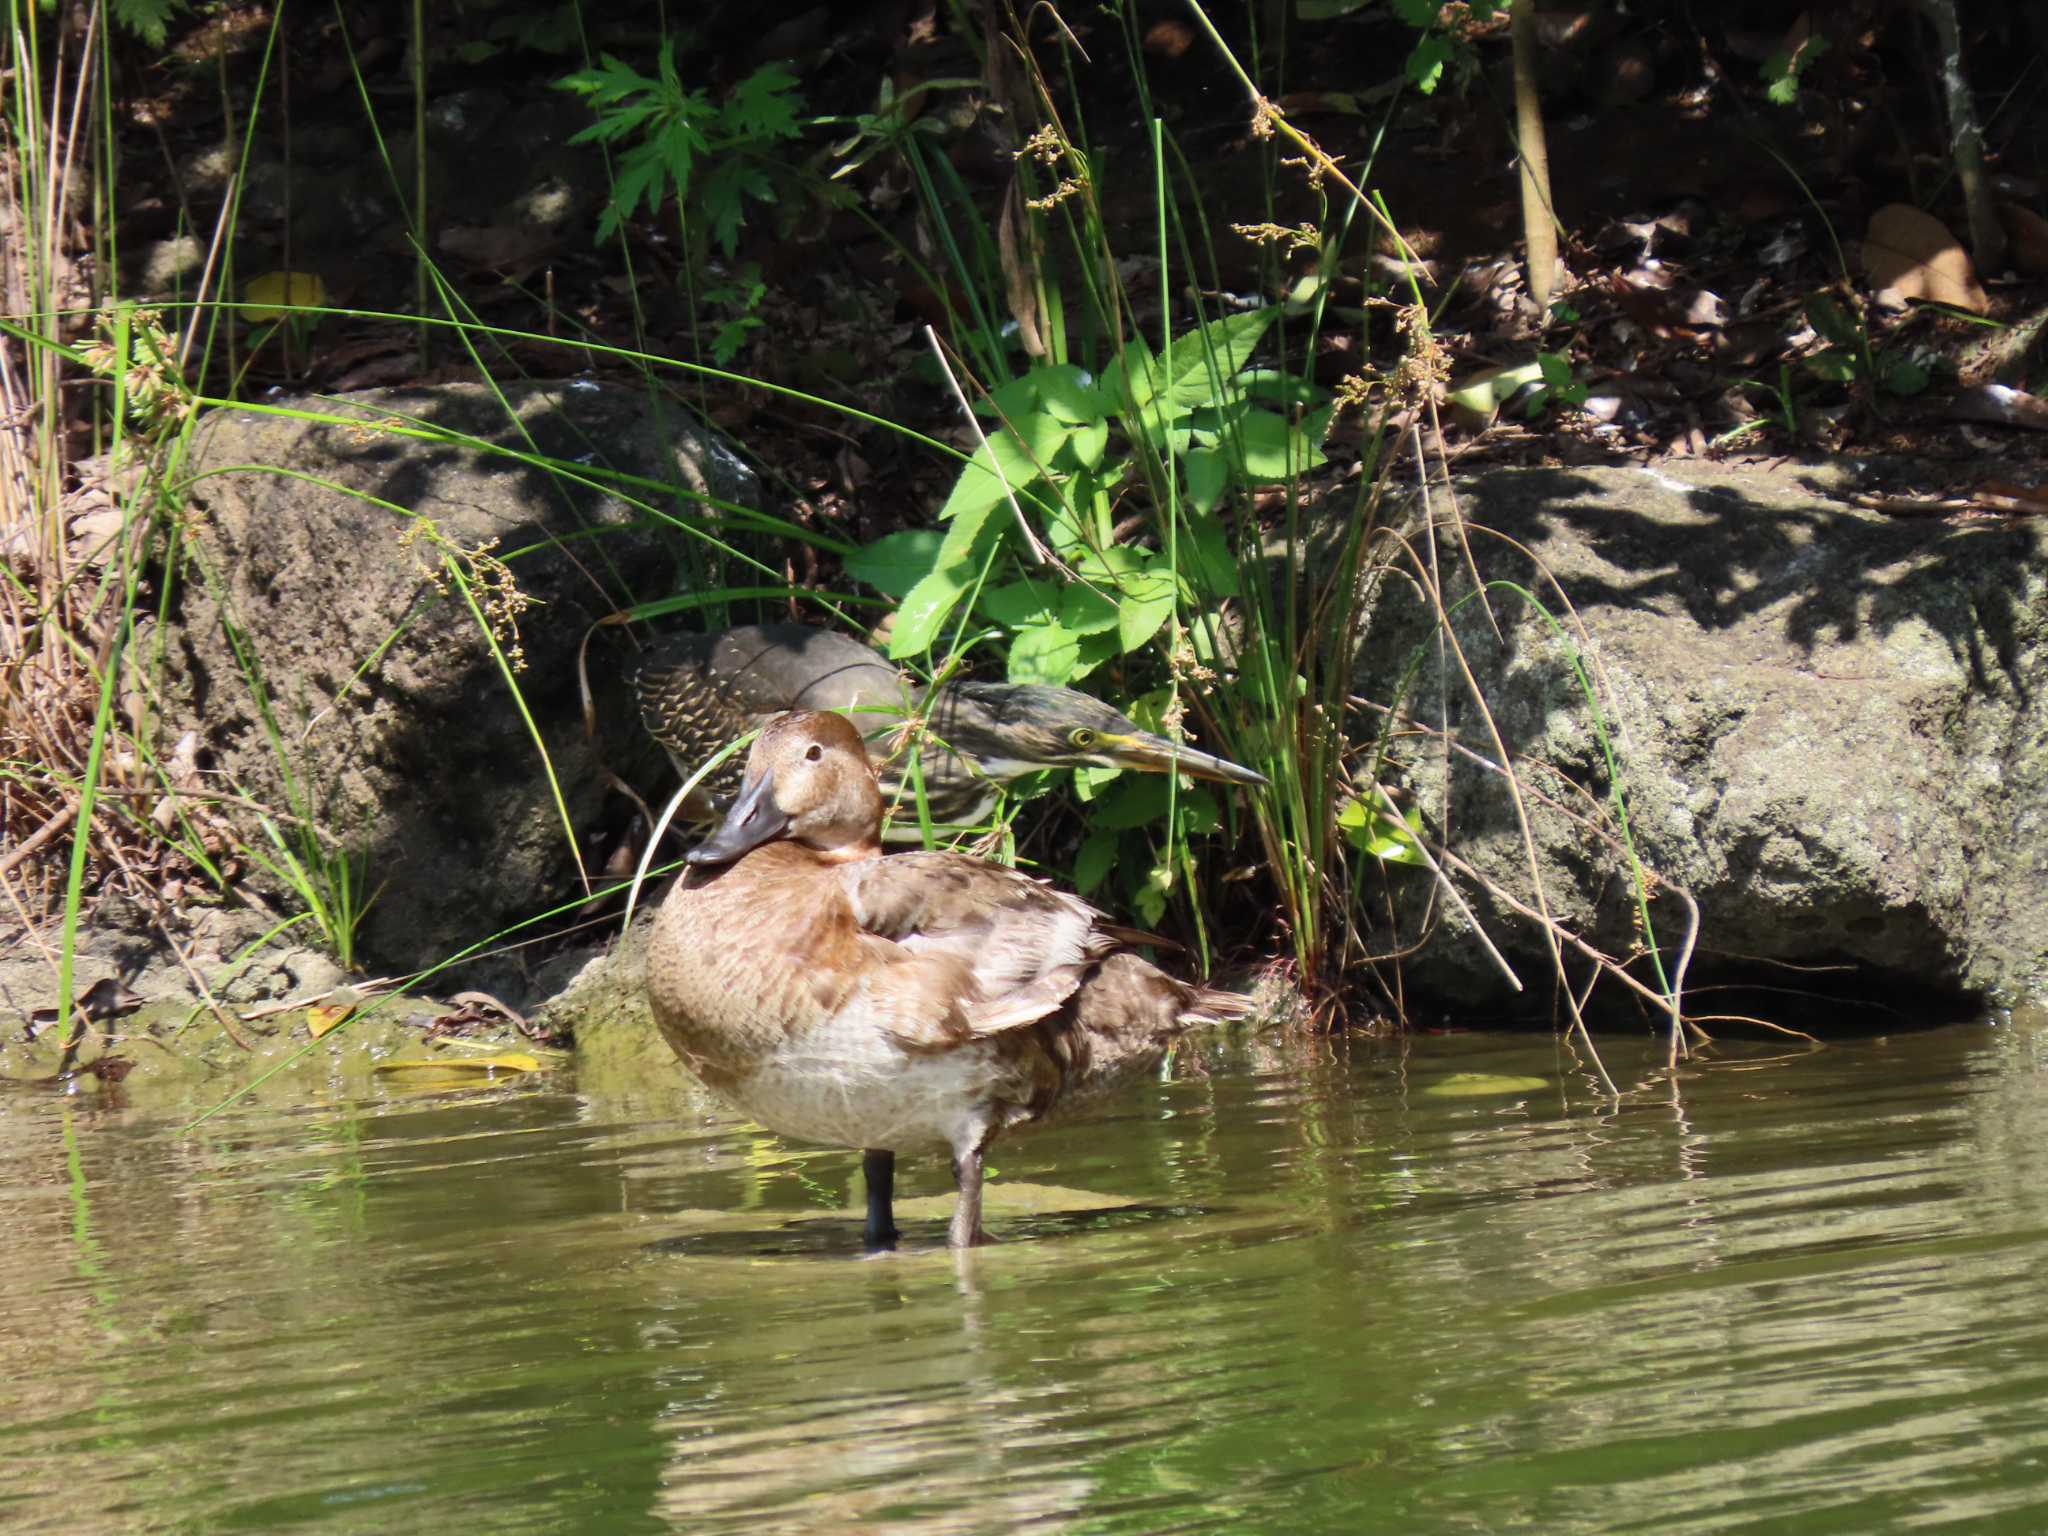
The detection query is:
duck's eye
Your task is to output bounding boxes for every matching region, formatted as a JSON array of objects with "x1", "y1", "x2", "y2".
[
  {"x1": 1069, "y1": 728, "x2": 1097, "y2": 750},
  {"x1": 804, "y1": 743, "x2": 824, "y2": 762}
]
